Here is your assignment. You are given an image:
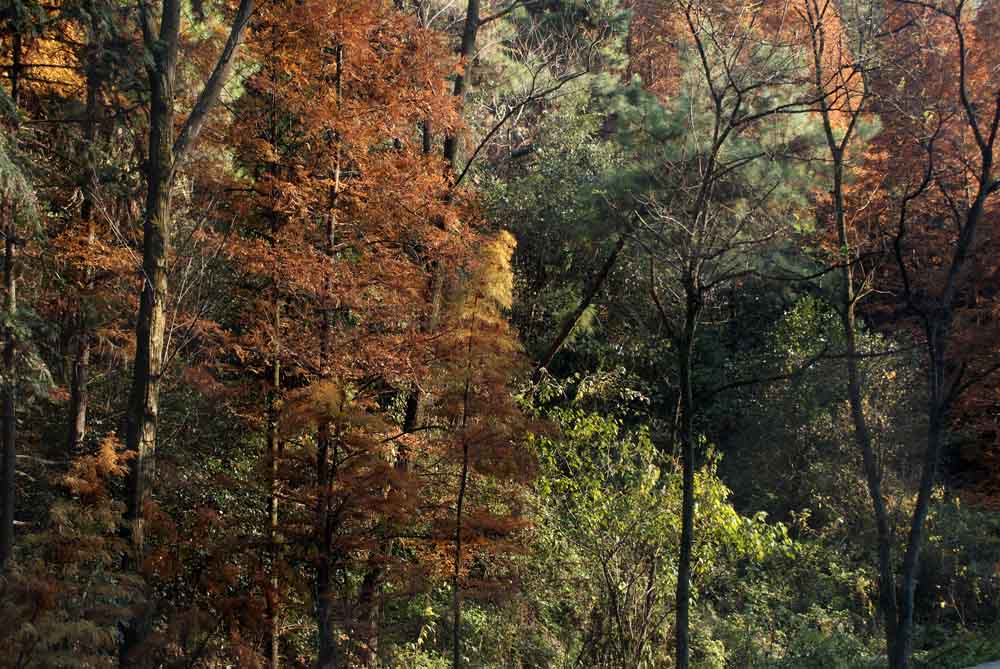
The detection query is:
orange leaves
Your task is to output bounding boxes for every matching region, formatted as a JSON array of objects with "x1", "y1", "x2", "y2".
[{"x1": 63, "y1": 434, "x2": 132, "y2": 503}]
